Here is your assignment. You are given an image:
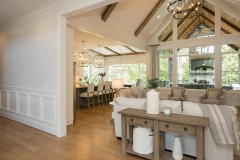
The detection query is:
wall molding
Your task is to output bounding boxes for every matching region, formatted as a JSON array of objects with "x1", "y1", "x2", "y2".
[{"x1": 0, "y1": 85, "x2": 57, "y2": 94}]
